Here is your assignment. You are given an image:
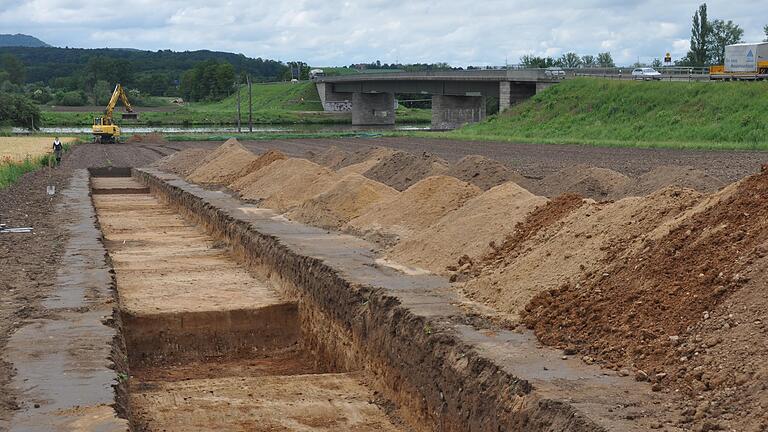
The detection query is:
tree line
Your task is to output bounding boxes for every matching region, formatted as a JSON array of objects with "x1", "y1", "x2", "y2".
[
  {"x1": 519, "y1": 52, "x2": 616, "y2": 69},
  {"x1": 681, "y1": 3, "x2": 767, "y2": 66}
]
